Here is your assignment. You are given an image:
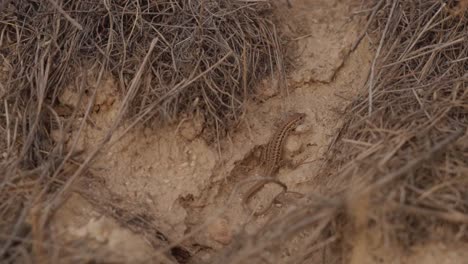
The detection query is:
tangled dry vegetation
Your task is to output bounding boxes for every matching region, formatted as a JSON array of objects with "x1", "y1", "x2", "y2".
[
  {"x1": 215, "y1": 0, "x2": 468, "y2": 263},
  {"x1": 0, "y1": 0, "x2": 282, "y2": 262},
  {"x1": 334, "y1": 0, "x2": 468, "y2": 246},
  {"x1": 0, "y1": 0, "x2": 467, "y2": 263}
]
